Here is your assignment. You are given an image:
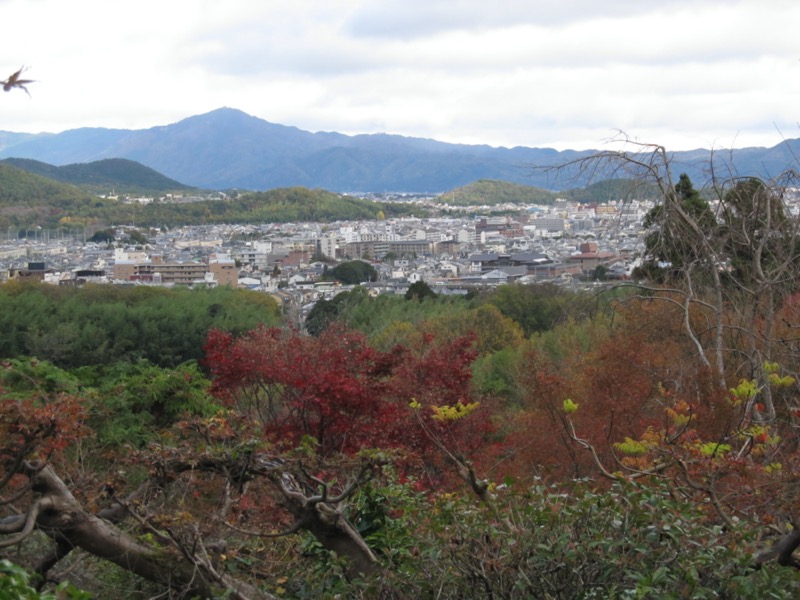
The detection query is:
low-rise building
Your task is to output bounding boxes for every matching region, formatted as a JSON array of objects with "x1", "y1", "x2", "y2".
[{"x1": 113, "y1": 252, "x2": 237, "y2": 287}]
